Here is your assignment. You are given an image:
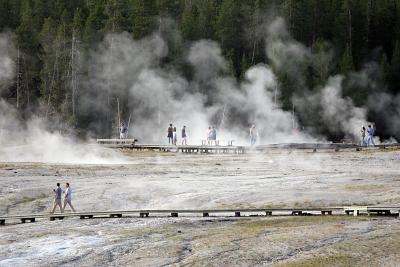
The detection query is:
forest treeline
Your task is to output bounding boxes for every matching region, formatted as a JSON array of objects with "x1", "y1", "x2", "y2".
[{"x1": 0, "y1": 0, "x2": 399, "y2": 139}]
